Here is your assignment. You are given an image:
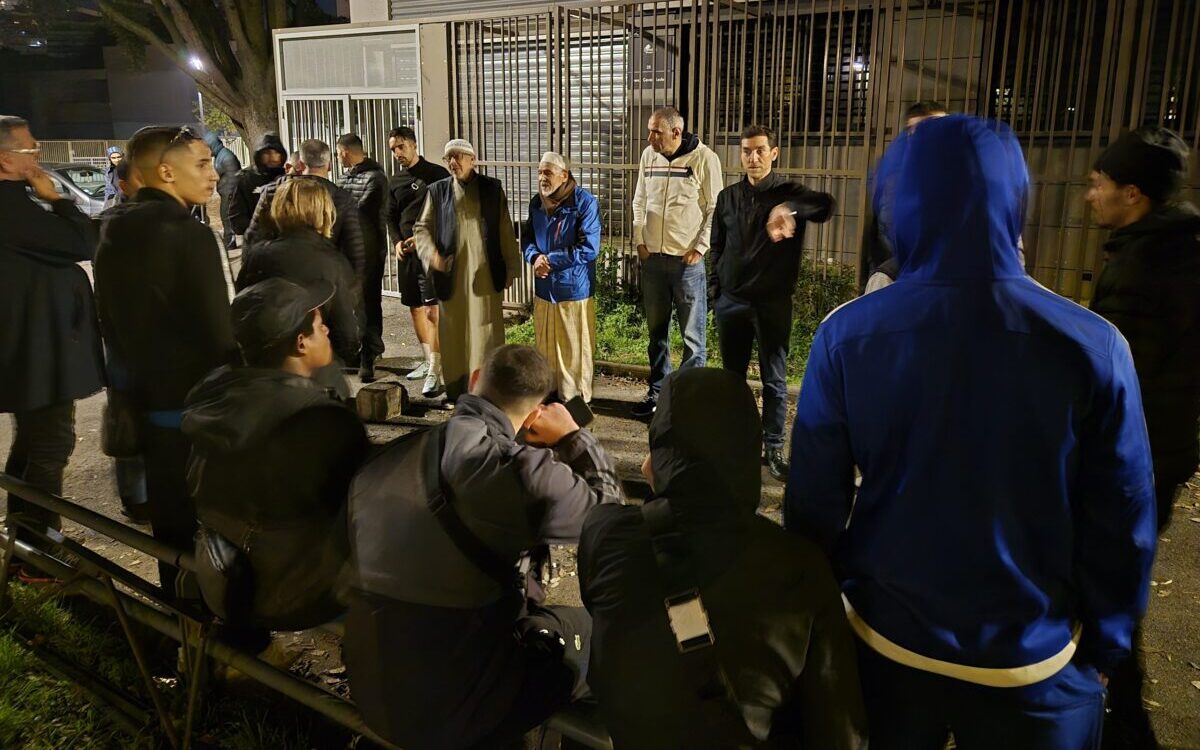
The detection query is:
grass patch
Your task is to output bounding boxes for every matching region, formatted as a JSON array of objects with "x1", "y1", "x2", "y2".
[
  {"x1": 0, "y1": 583, "x2": 352, "y2": 749},
  {"x1": 507, "y1": 245, "x2": 857, "y2": 384}
]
